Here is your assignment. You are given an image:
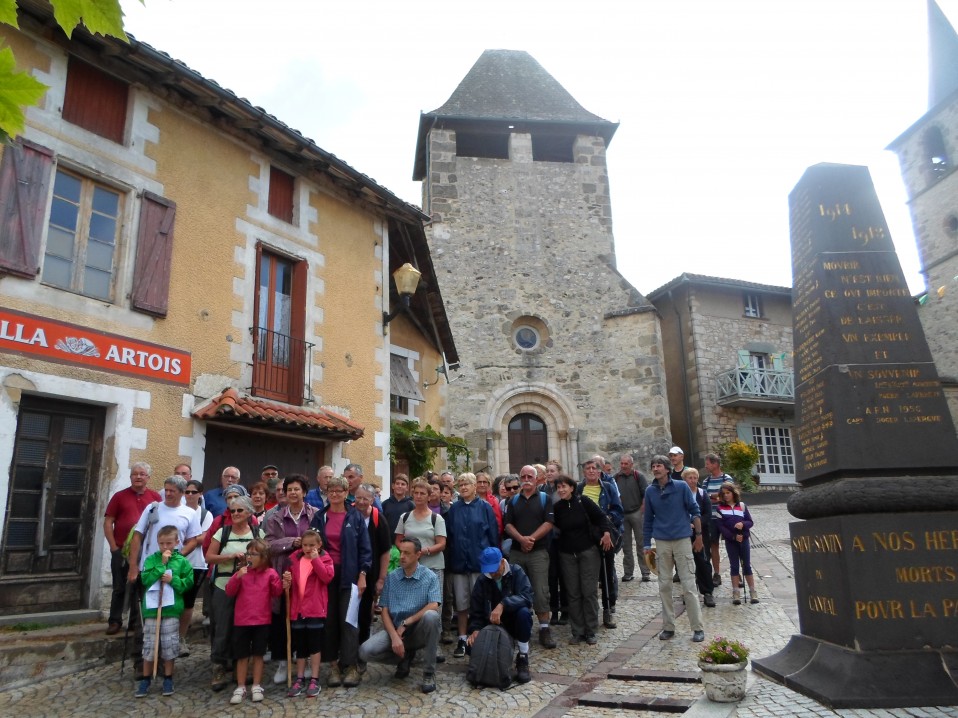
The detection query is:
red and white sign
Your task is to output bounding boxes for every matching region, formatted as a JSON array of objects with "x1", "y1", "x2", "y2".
[{"x1": 0, "y1": 308, "x2": 191, "y2": 385}]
